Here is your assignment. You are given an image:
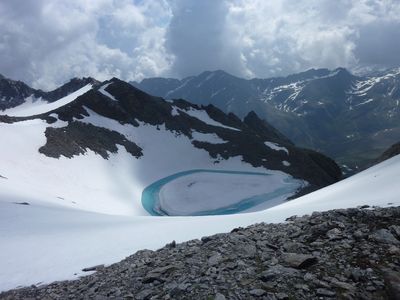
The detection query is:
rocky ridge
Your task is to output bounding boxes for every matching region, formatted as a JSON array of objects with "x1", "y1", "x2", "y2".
[
  {"x1": 2, "y1": 206, "x2": 400, "y2": 299},
  {"x1": 0, "y1": 75, "x2": 98, "y2": 110}
]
